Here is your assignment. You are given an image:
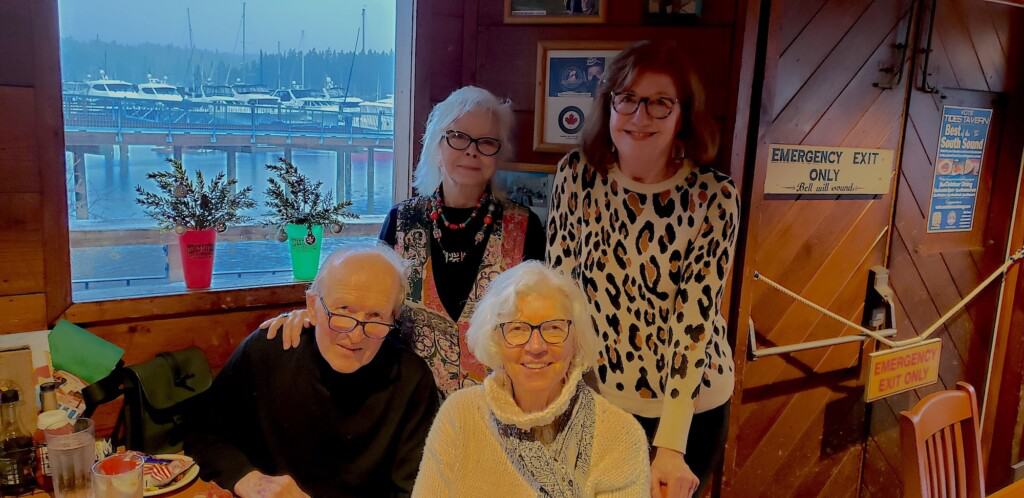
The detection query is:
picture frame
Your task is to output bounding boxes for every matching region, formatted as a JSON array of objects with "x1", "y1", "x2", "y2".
[
  {"x1": 504, "y1": 0, "x2": 608, "y2": 24},
  {"x1": 502, "y1": 162, "x2": 557, "y2": 174},
  {"x1": 533, "y1": 40, "x2": 628, "y2": 153},
  {"x1": 644, "y1": 0, "x2": 703, "y2": 17},
  {"x1": 493, "y1": 169, "x2": 555, "y2": 224}
]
